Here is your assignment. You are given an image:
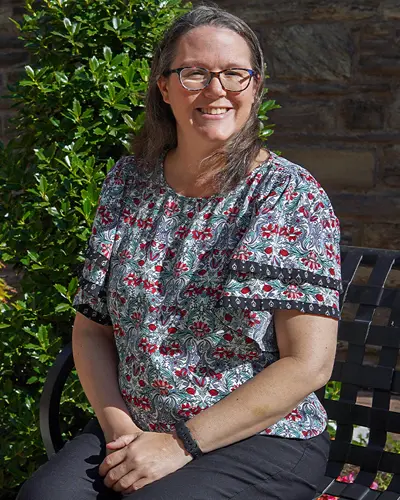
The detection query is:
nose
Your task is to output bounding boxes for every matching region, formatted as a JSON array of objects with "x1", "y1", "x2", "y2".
[{"x1": 203, "y1": 74, "x2": 227, "y2": 98}]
